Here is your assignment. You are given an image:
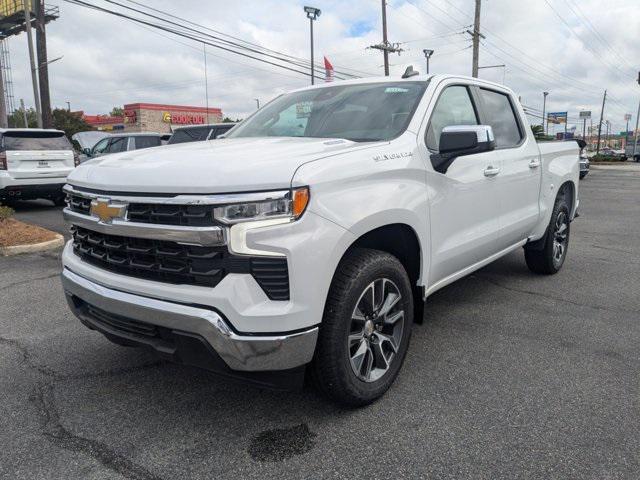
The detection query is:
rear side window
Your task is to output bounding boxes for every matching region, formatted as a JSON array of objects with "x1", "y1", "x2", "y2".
[
  {"x1": 168, "y1": 127, "x2": 210, "y2": 144},
  {"x1": 478, "y1": 89, "x2": 522, "y2": 148},
  {"x1": 134, "y1": 136, "x2": 161, "y2": 149},
  {"x1": 426, "y1": 86, "x2": 478, "y2": 151},
  {"x1": 2, "y1": 131, "x2": 71, "y2": 151},
  {"x1": 212, "y1": 125, "x2": 233, "y2": 138}
]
